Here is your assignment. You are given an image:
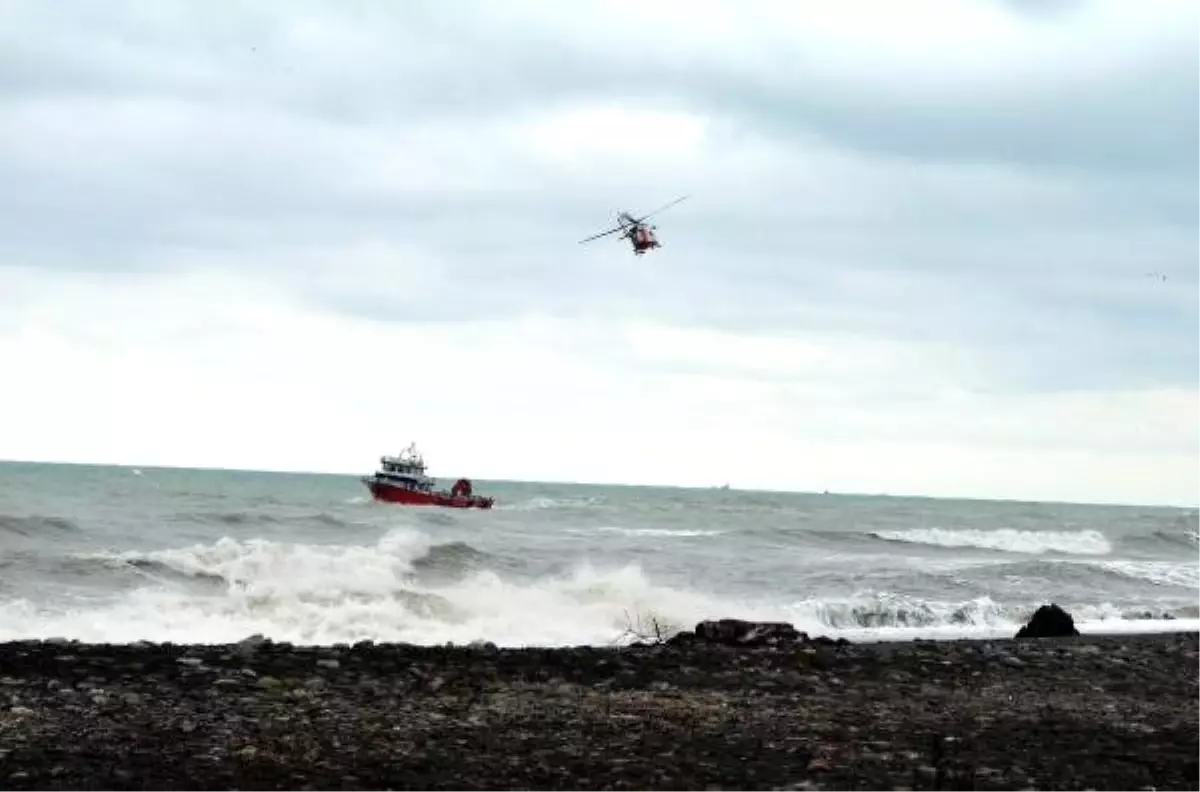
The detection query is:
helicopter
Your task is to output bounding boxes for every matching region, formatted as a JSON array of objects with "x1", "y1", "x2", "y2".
[{"x1": 577, "y1": 195, "x2": 689, "y2": 255}]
